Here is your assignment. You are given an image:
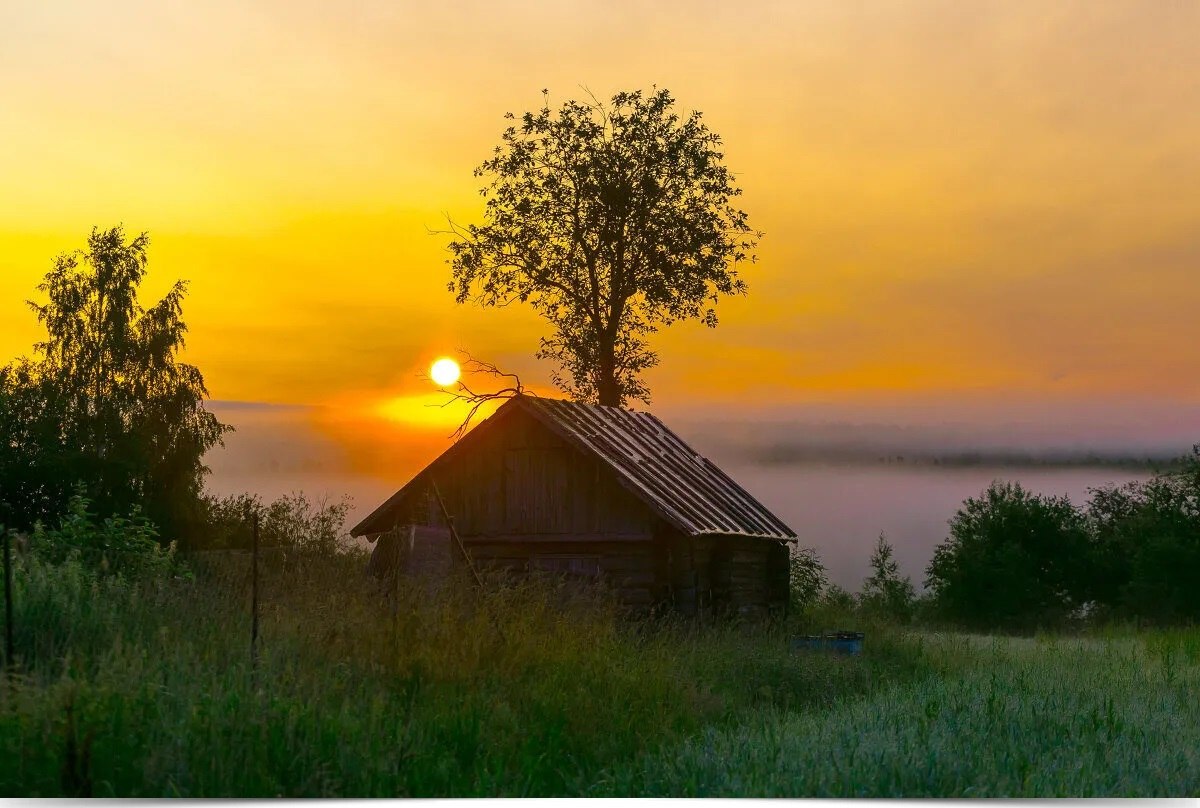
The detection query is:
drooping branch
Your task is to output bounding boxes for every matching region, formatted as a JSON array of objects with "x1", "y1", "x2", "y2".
[{"x1": 425, "y1": 350, "x2": 525, "y2": 440}]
